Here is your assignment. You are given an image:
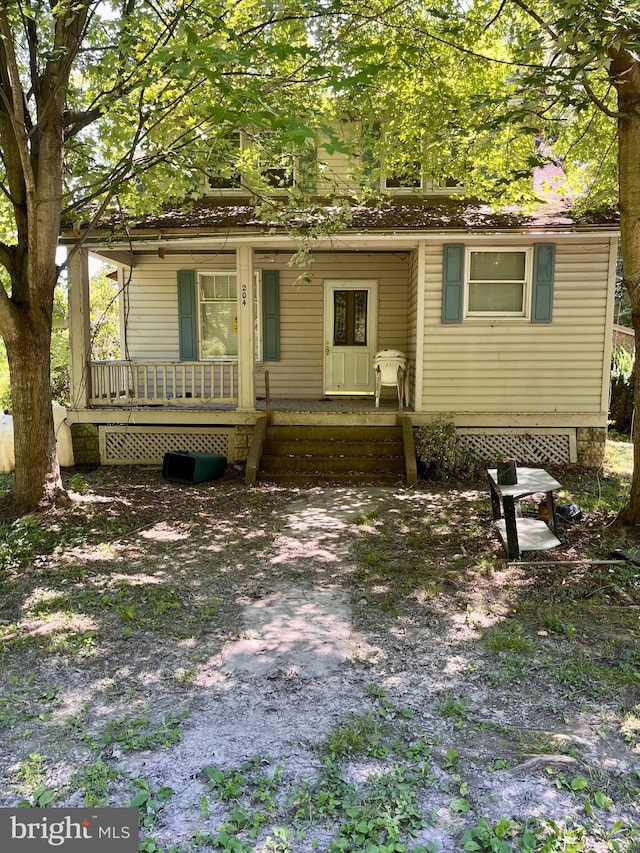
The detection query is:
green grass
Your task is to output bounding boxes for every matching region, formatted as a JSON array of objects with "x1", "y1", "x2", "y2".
[{"x1": 605, "y1": 438, "x2": 633, "y2": 477}]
